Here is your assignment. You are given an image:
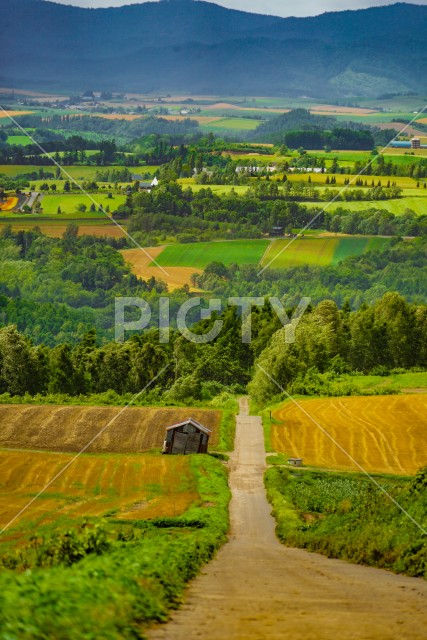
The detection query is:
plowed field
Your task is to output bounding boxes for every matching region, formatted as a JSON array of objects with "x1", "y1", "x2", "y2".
[{"x1": 0, "y1": 404, "x2": 220, "y2": 453}]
